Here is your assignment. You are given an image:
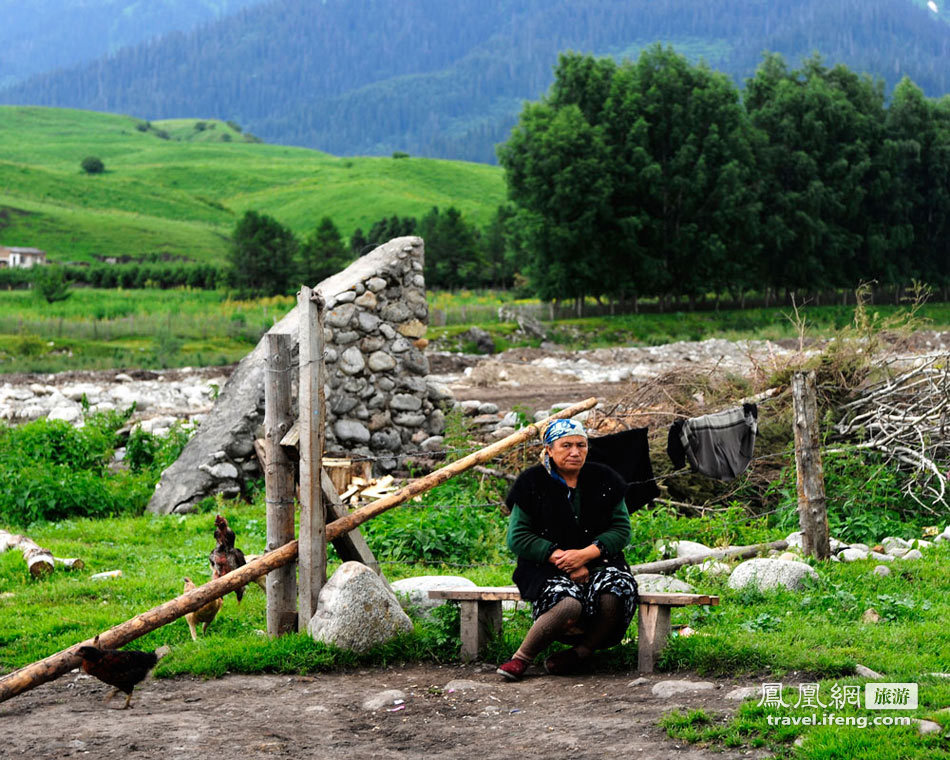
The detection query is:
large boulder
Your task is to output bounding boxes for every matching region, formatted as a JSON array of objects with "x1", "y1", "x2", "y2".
[
  {"x1": 727, "y1": 558, "x2": 818, "y2": 592},
  {"x1": 308, "y1": 562, "x2": 412, "y2": 653},
  {"x1": 390, "y1": 575, "x2": 477, "y2": 615}
]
